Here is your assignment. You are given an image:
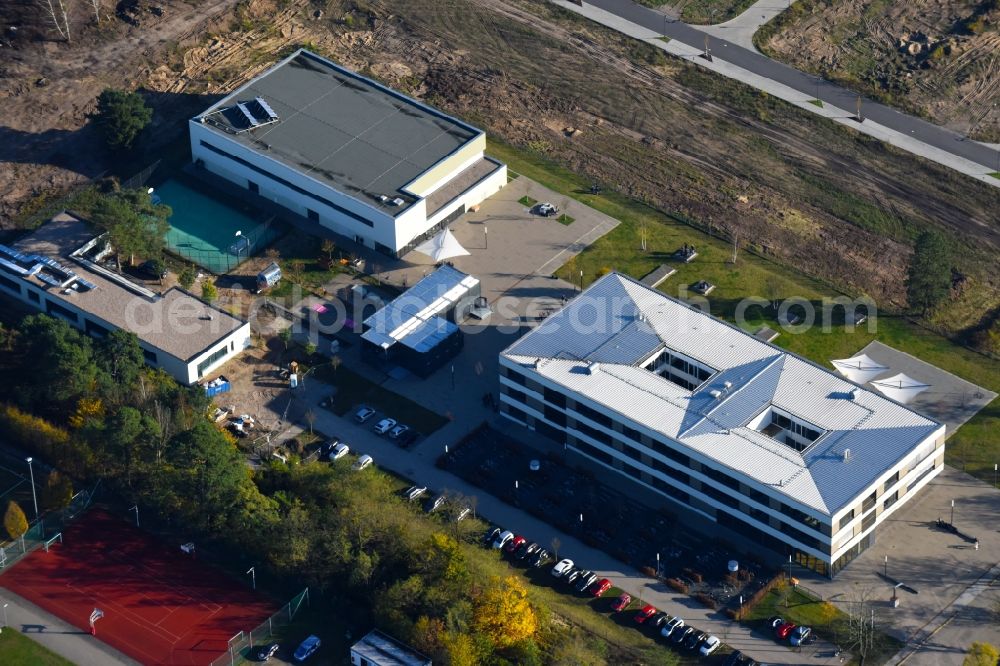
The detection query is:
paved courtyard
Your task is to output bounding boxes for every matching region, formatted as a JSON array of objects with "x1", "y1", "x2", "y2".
[{"x1": 858, "y1": 341, "x2": 996, "y2": 435}]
